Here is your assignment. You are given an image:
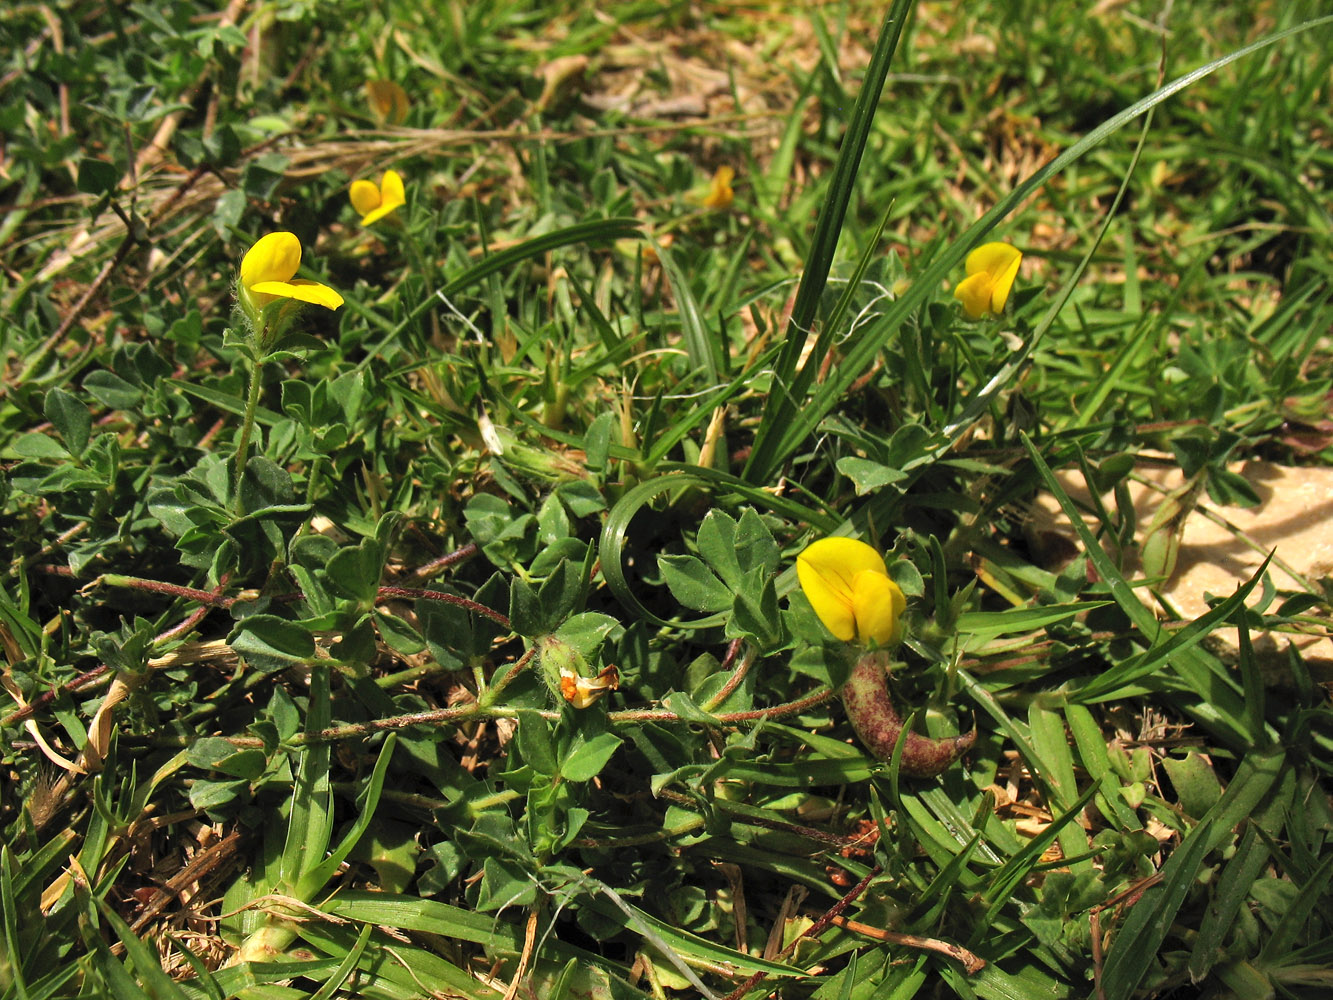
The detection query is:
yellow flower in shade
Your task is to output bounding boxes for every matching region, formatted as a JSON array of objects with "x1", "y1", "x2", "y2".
[
  {"x1": 701, "y1": 165, "x2": 735, "y2": 210},
  {"x1": 797, "y1": 538, "x2": 906, "y2": 645},
  {"x1": 239, "y1": 232, "x2": 343, "y2": 311},
  {"x1": 365, "y1": 79, "x2": 410, "y2": 124},
  {"x1": 953, "y1": 241, "x2": 1022, "y2": 319},
  {"x1": 349, "y1": 169, "x2": 406, "y2": 226}
]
